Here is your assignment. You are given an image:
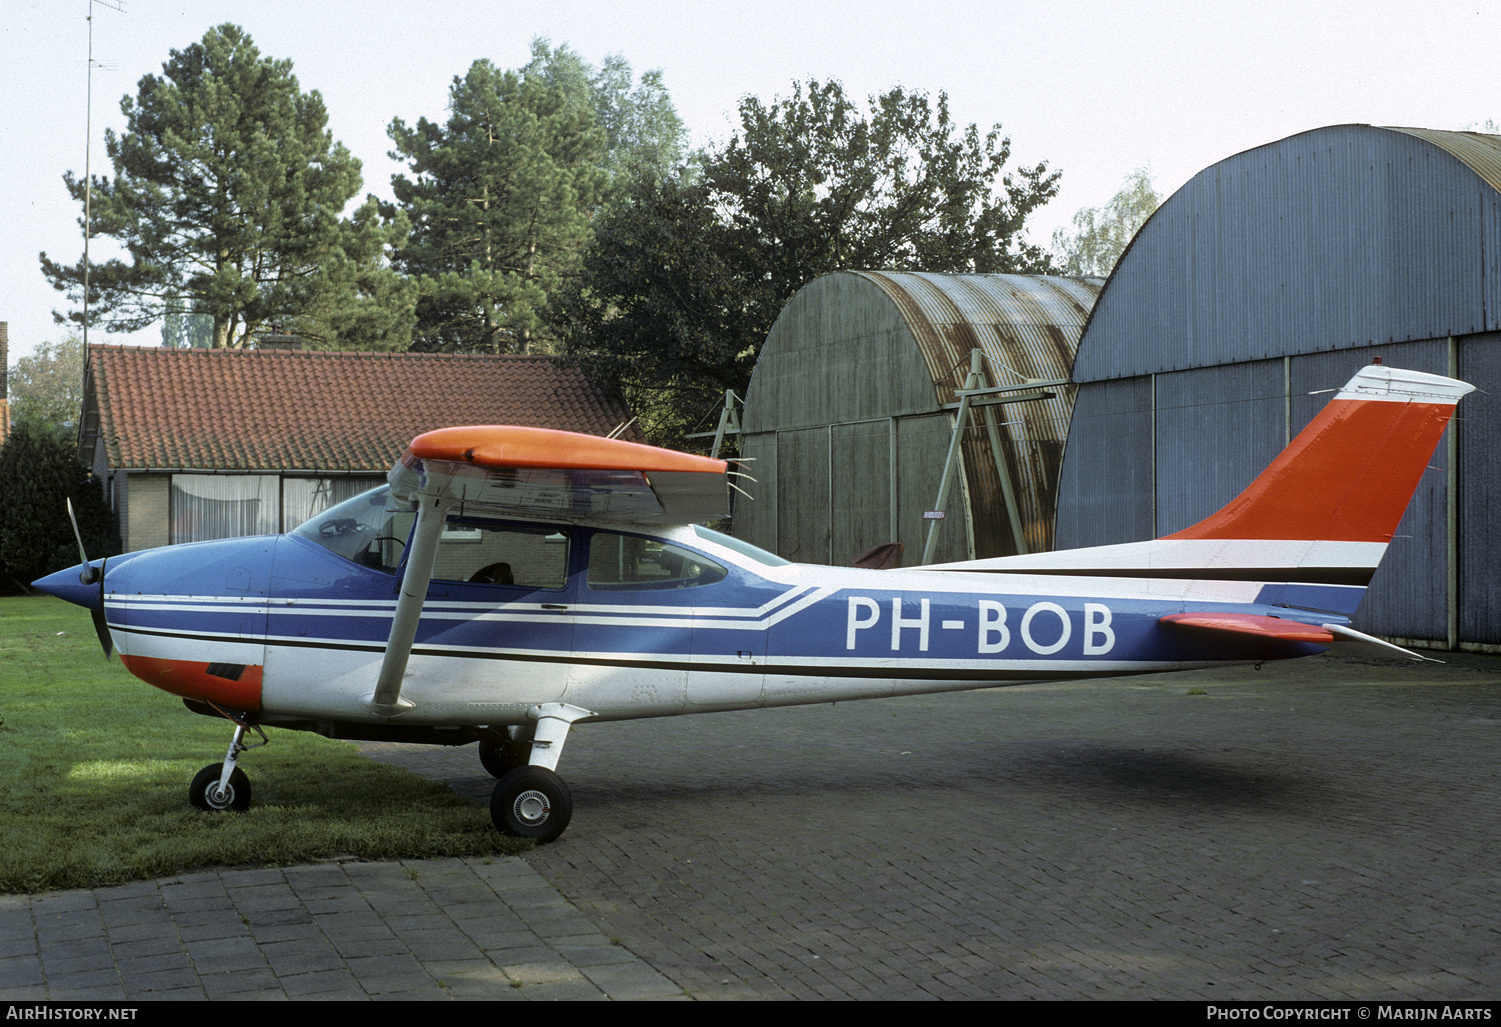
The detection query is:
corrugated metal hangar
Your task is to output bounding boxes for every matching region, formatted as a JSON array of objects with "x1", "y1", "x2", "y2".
[
  {"x1": 738, "y1": 271, "x2": 1103, "y2": 567},
  {"x1": 1055, "y1": 124, "x2": 1501, "y2": 649}
]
